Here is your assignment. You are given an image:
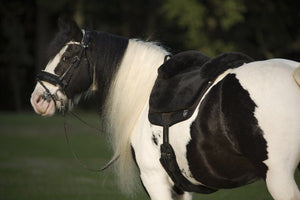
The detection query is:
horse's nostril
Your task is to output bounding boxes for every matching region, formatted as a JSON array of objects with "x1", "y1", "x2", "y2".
[{"x1": 36, "y1": 95, "x2": 42, "y2": 104}]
